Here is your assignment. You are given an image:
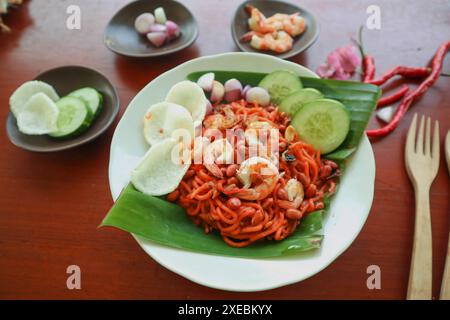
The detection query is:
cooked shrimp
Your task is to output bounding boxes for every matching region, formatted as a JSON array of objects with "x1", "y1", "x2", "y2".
[
  {"x1": 265, "y1": 13, "x2": 289, "y2": 24},
  {"x1": 203, "y1": 107, "x2": 238, "y2": 130},
  {"x1": 243, "y1": 30, "x2": 293, "y2": 54},
  {"x1": 266, "y1": 13, "x2": 306, "y2": 37},
  {"x1": 242, "y1": 5, "x2": 306, "y2": 54},
  {"x1": 245, "y1": 4, "x2": 276, "y2": 34},
  {"x1": 204, "y1": 138, "x2": 234, "y2": 178},
  {"x1": 245, "y1": 5, "x2": 305, "y2": 37},
  {"x1": 268, "y1": 31, "x2": 294, "y2": 53},
  {"x1": 283, "y1": 15, "x2": 306, "y2": 37},
  {"x1": 228, "y1": 157, "x2": 279, "y2": 201},
  {"x1": 278, "y1": 179, "x2": 304, "y2": 209}
]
